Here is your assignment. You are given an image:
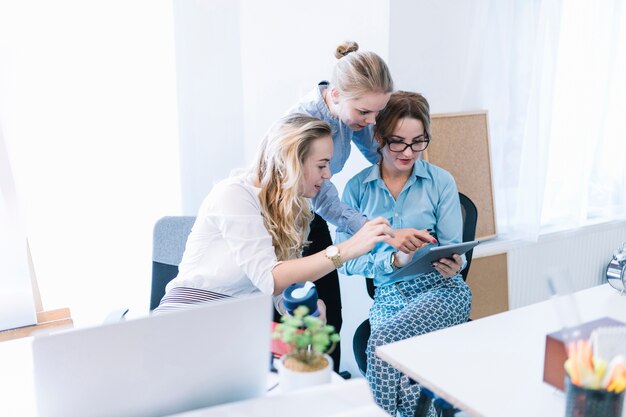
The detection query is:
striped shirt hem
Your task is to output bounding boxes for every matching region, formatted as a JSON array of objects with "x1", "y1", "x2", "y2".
[{"x1": 153, "y1": 287, "x2": 232, "y2": 314}]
